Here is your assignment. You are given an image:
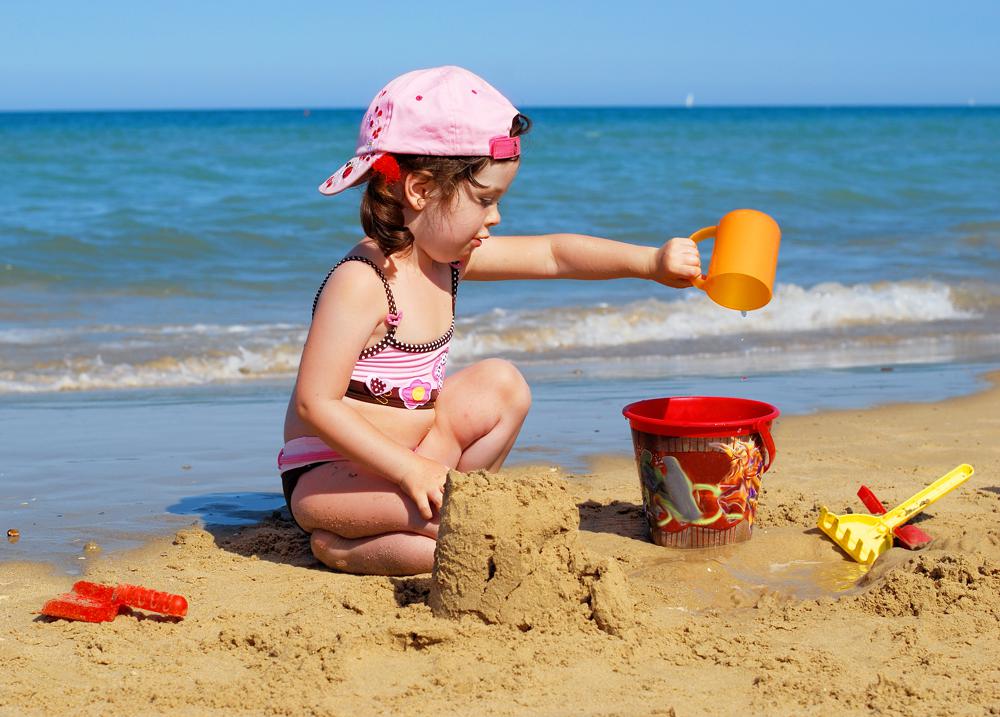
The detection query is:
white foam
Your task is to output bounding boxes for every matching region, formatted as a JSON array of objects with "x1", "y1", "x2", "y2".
[
  {"x1": 0, "y1": 326, "x2": 93, "y2": 345},
  {"x1": 0, "y1": 280, "x2": 987, "y2": 394},
  {"x1": 452, "y1": 280, "x2": 976, "y2": 356},
  {"x1": 0, "y1": 321, "x2": 299, "y2": 344},
  {"x1": 0, "y1": 343, "x2": 302, "y2": 393},
  {"x1": 153, "y1": 322, "x2": 298, "y2": 336}
]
